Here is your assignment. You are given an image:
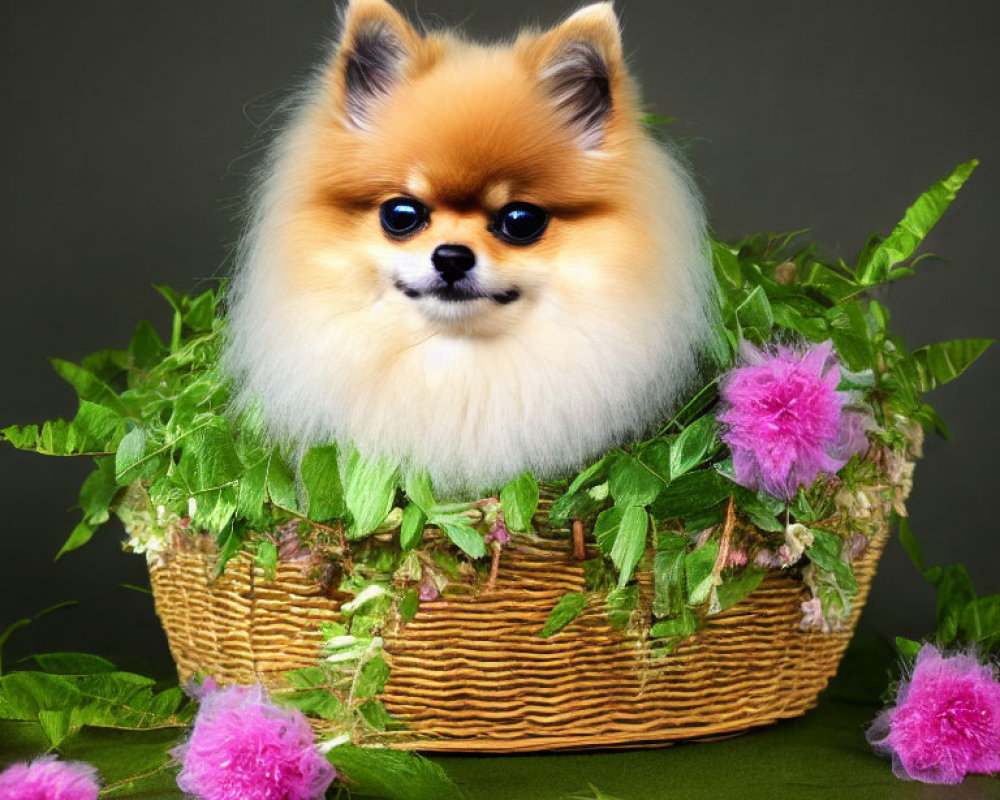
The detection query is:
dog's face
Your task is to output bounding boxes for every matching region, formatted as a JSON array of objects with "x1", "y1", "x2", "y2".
[
  {"x1": 227, "y1": 0, "x2": 712, "y2": 491},
  {"x1": 275, "y1": 0, "x2": 663, "y2": 338}
]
